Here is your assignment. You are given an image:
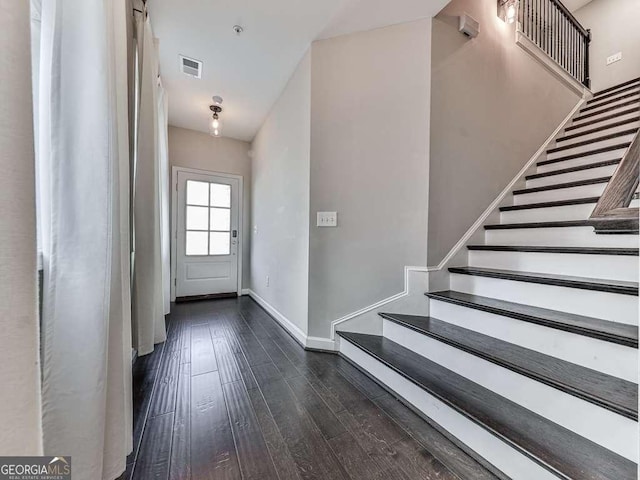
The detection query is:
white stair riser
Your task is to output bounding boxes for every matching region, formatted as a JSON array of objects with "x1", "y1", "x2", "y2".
[
  {"x1": 587, "y1": 88, "x2": 640, "y2": 110},
  {"x1": 450, "y1": 273, "x2": 638, "y2": 324},
  {"x1": 545, "y1": 134, "x2": 635, "y2": 161},
  {"x1": 566, "y1": 111, "x2": 640, "y2": 135},
  {"x1": 339, "y1": 339, "x2": 559, "y2": 480},
  {"x1": 500, "y1": 203, "x2": 596, "y2": 223},
  {"x1": 631, "y1": 198, "x2": 640, "y2": 208},
  {"x1": 514, "y1": 183, "x2": 607, "y2": 205},
  {"x1": 526, "y1": 164, "x2": 618, "y2": 189},
  {"x1": 536, "y1": 148, "x2": 628, "y2": 173},
  {"x1": 468, "y1": 250, "x2": 638, "y2": 282},
  {"x1": 576, "y1": 95, "x2": 640, "y2": 120},
  {"x1": 556, "y1": 120, "x2": 640, "y2": 144},
  {"x1": 572, "y1": 100, "x2": 640, "y2": 127},
  {"x1": 383, "y1": 320, "x2": 638, "y2": 461},
  {"x1": 429, "y1": 300, "x2": 638, "y2": 382},
  {"x1": 485, "y1": 226, "x2": 639, "y2": 248}
]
